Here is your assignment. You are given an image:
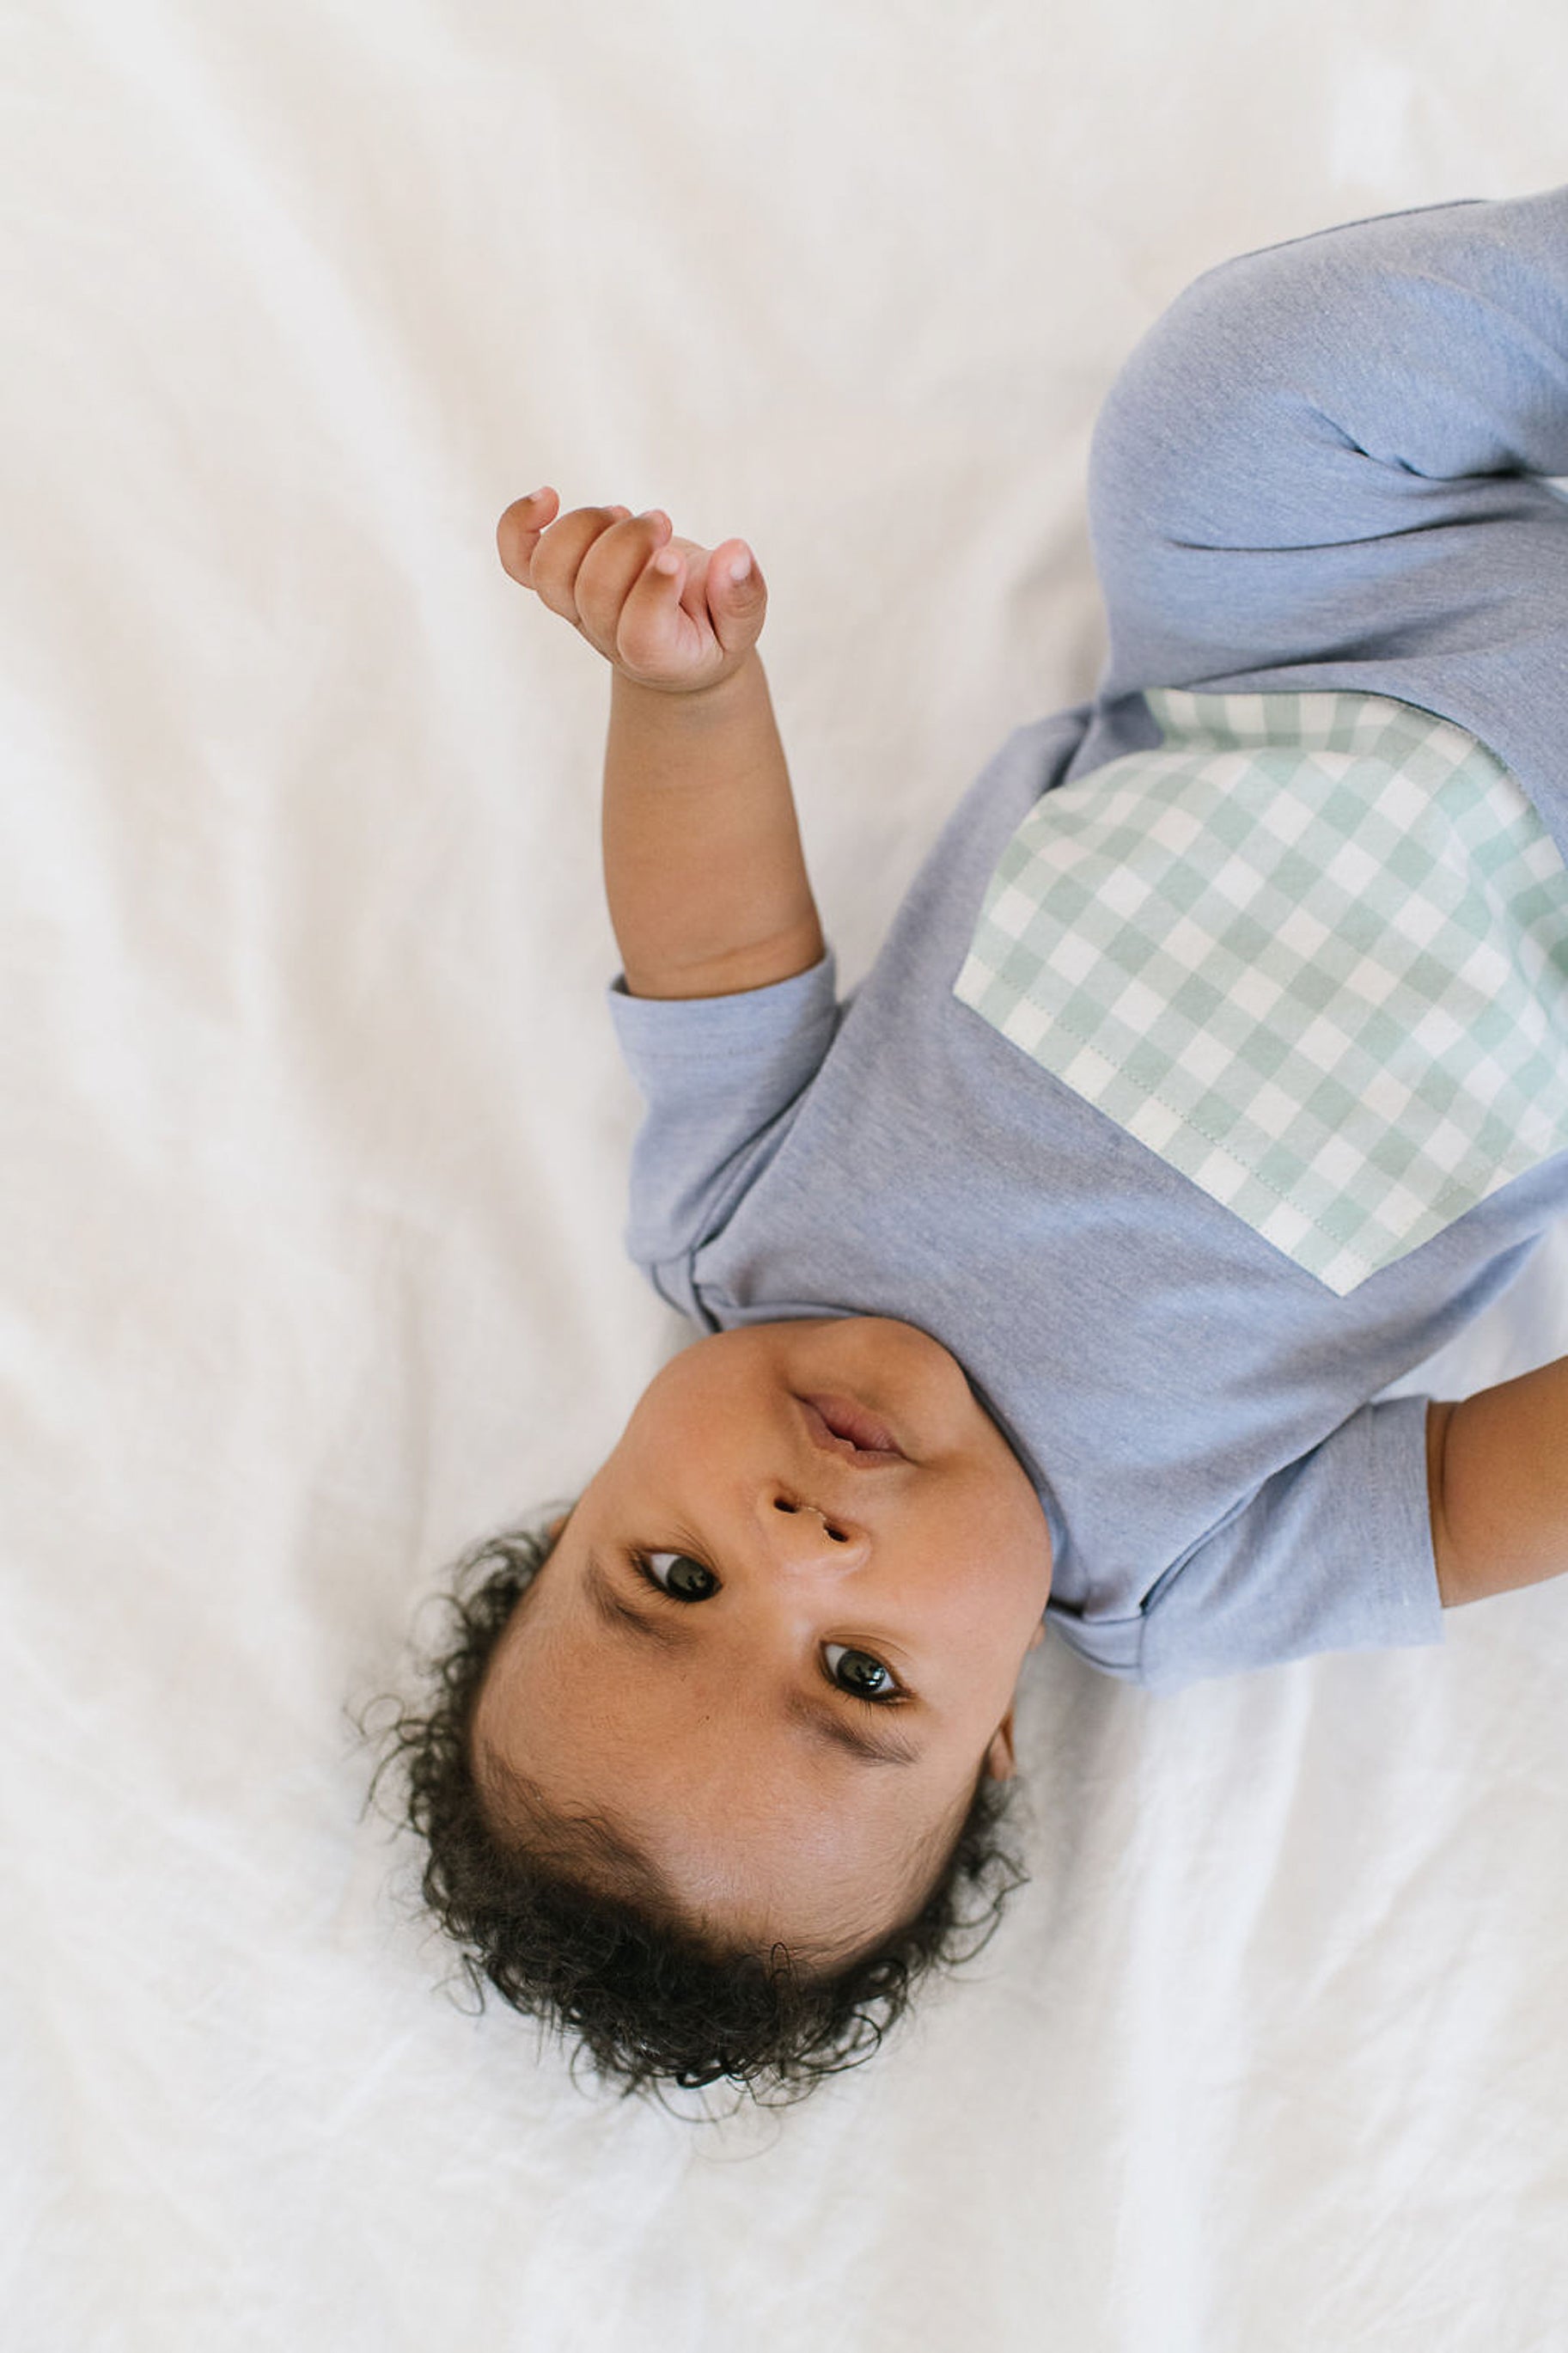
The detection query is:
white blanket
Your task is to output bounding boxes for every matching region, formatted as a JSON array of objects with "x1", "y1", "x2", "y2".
[{"x1": 7, "y1": 4, "x2": 1568, "y2": 2346}]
